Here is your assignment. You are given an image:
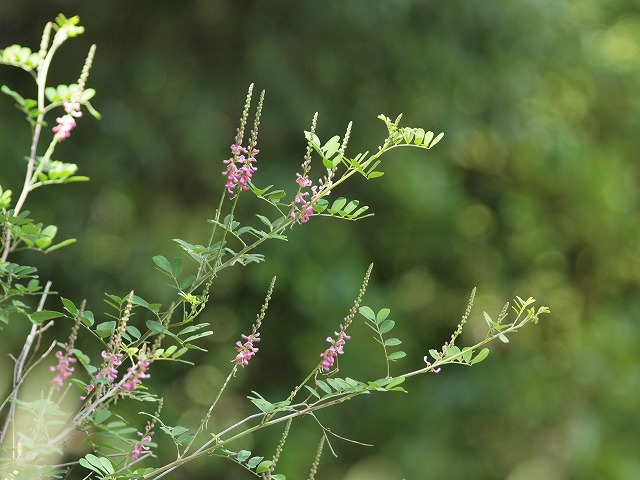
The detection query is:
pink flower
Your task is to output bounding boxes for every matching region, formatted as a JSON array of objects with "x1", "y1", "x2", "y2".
[
  {"x1": 80, "y1": 383, "x2": 94, "y2": 401},
  {"x1": 53, "y1": 101, "x2": 82, "y2": 141},
  {"x1": 50, "y1": 349, "x2": 76, "y2": 390},
  {"x1": 96, "y1": 350, "x2": 123, "y2": 381},
  {"x1": 131, "y1": 422, "x2": 154, "y2": 460},
  {"x1": 290, "y1": 173, "x2": 333, "y2": 224},
  {"x1": 320, "y1": 330, "x2": 351, "y2": 372},
  {"x1": 222, "y1": 142, "x2": 259, "y2": 195},
  {"x1": 235, "y1": 332, "x2": 260, "y2": 367},
  {"x1": 120, "y1": 358, "x2": 151, "y2": 391}
]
